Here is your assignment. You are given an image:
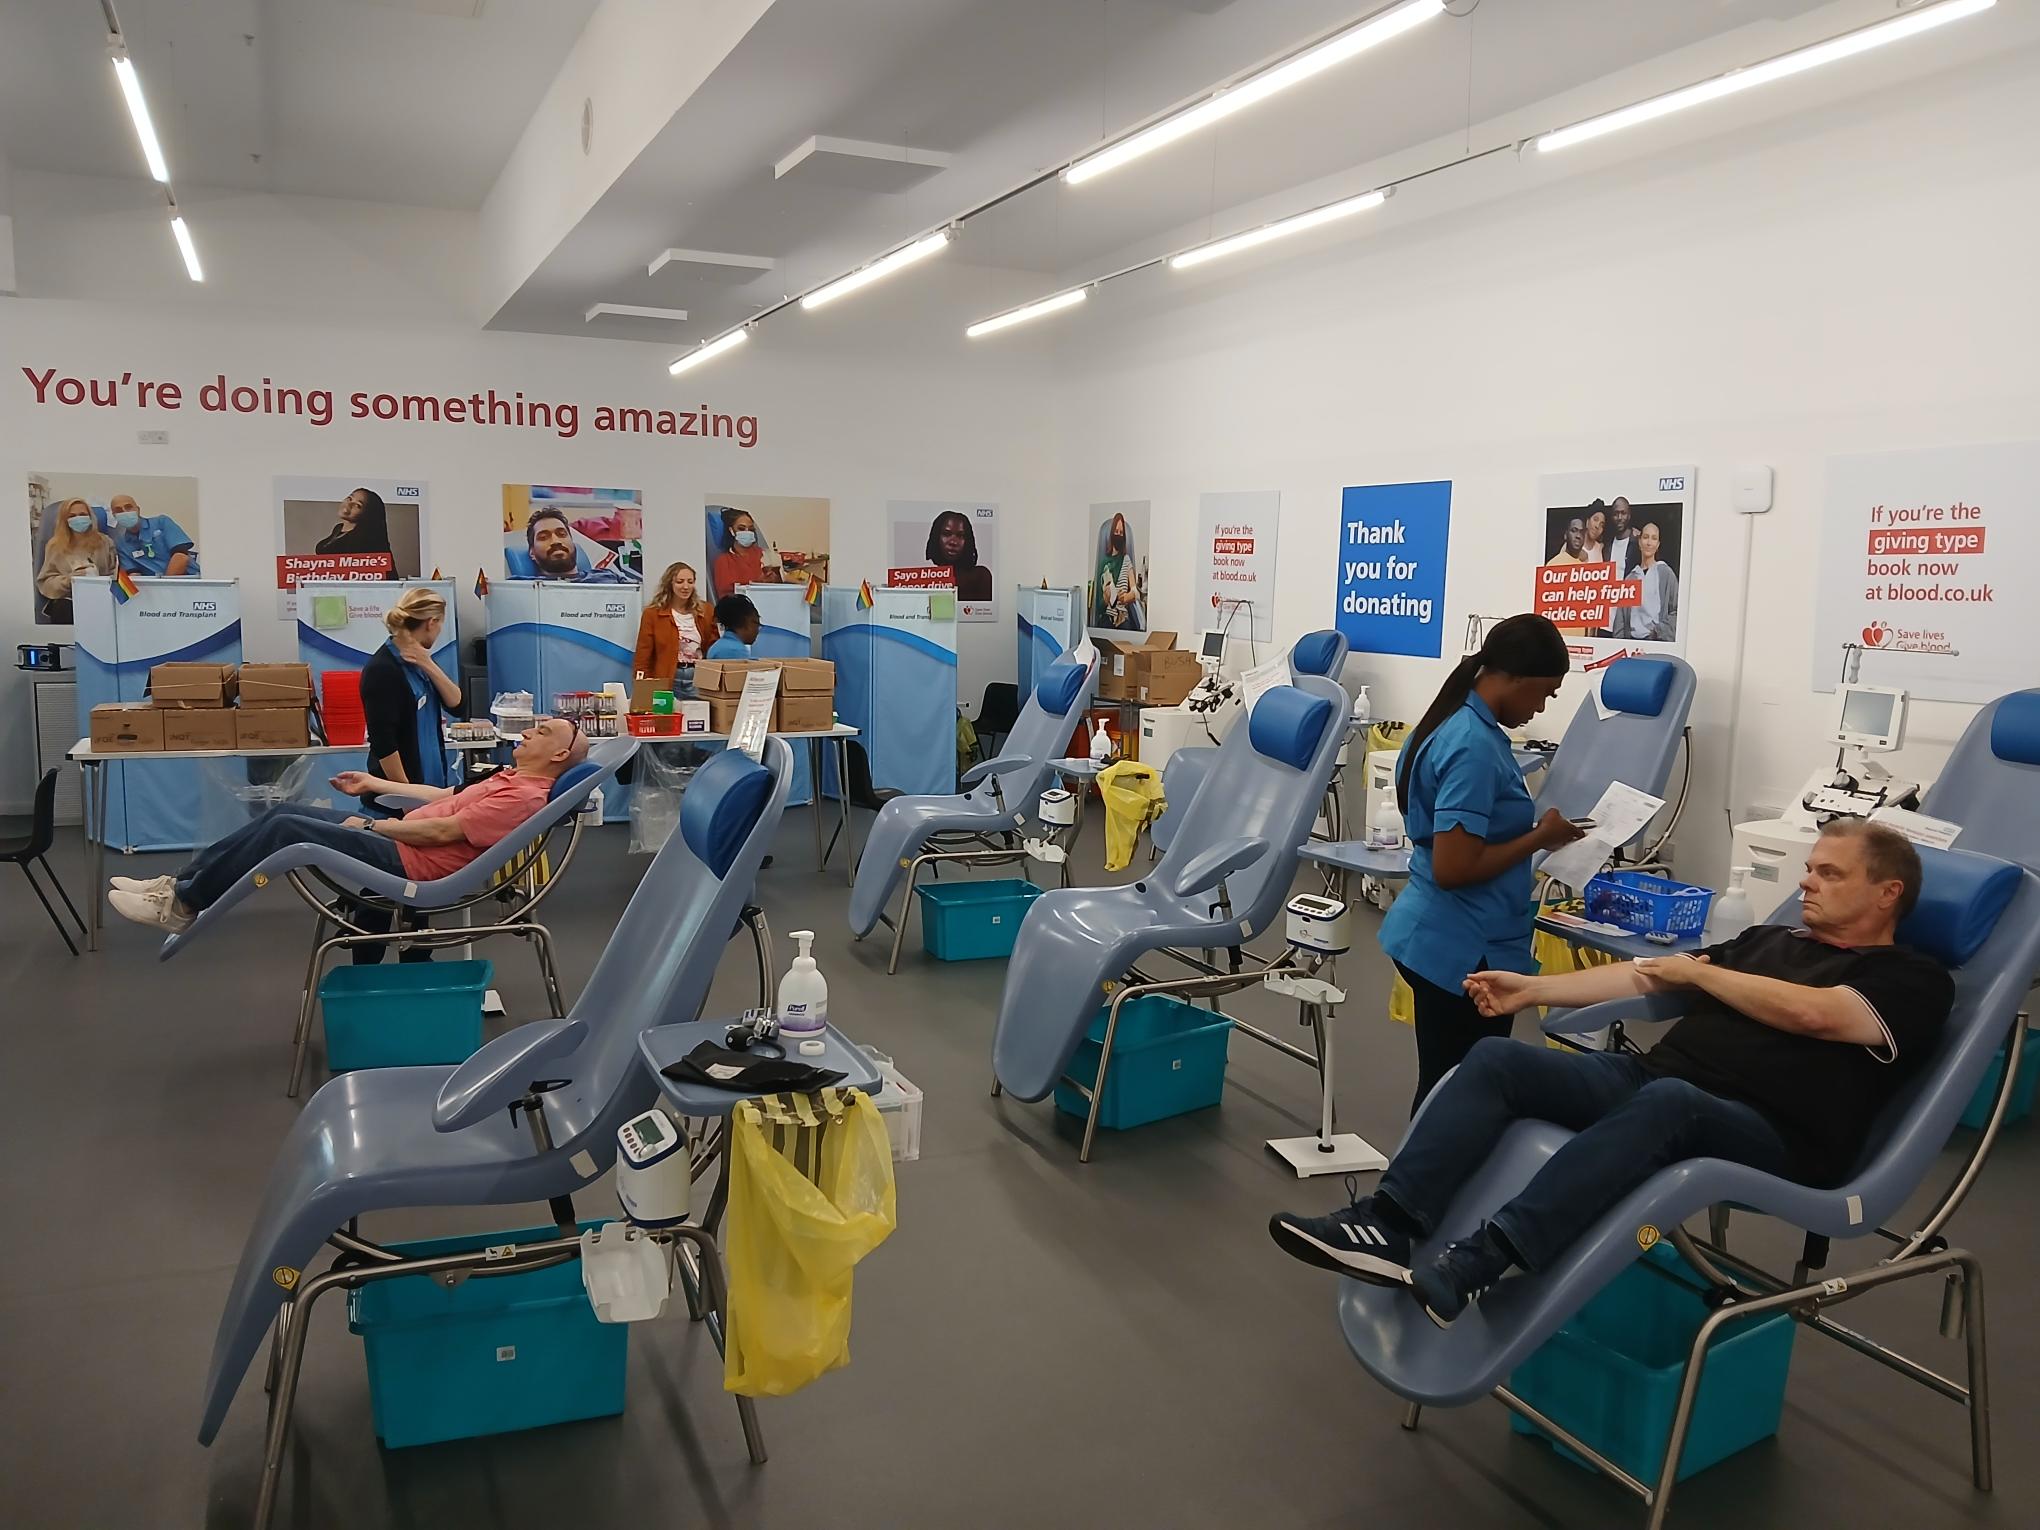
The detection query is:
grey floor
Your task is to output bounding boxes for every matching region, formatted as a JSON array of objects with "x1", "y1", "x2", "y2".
[{"x1": 3, "y1": 808, "x2": 2036, "y2": 1530}]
